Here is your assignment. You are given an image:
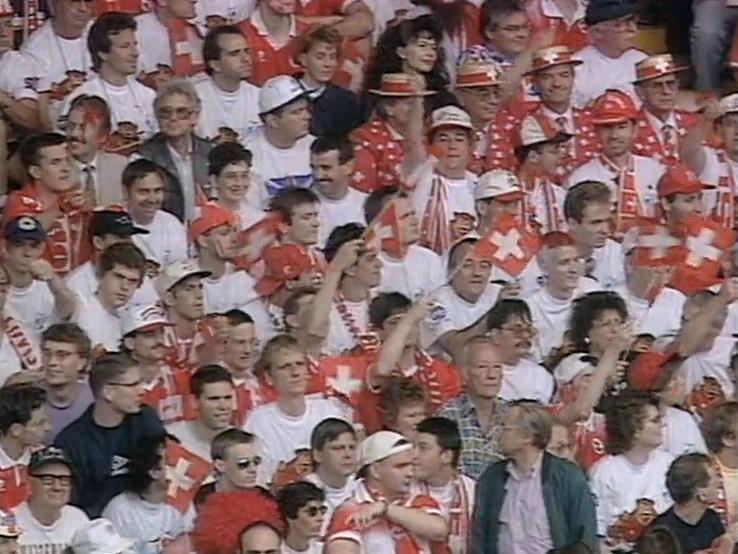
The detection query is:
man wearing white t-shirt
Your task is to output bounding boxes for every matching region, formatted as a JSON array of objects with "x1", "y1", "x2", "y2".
[
  {"x1": 61, "y1": 13, "x2": 157, "y2": 138},
  {"x1": 488, "y1": 300, "x2": 554, "y2": 404},
  {"x1": 65, "y1": 209, "x2": 158, "y2": 308},
  {"x1": 573, "y1": 0, "x2": 647, "y2": 106},
  {"x1": 122, "y1": 159, "x2": 188, "y2": 267},
  {"x1": 325, "y1": 430, "x2": 448, "y2": 554},
  {"x1": 2, "y1": 216, "x2": 77, "y2": 346},
  {"x1": 244, "y1": 75, "x2": 315, "y2": 207},
  {"x1": 73, "y1": 242, "x2": 147, "y2": 352},
  {"x1": 566, "y1": 90, "x2": 665, "y2": 237},
  {"x1": 209, "y1": 143, "x2": 266, "y2": 230},
  {"x1": 528, "y1": 232, "x2": 601, "y2": 362},
  {"x1": 15, "y1": 447, "x2": 89, "y2": 554},
  {"x1": 589, "y1": 393, "x2": 674, "y2": 550},
  {"x1": 166, "y1": 365, "x2": 235, "y2": 462},
  {"x1": 310, "y1": 135, "x2": 367, "y2": 247},
  {"x1": 365, "y1": 189, "x2": 445, "y2": 301},
  {"x1": 196, "y1": 25, "x2": 261, "y2": 143},
  {"x1": 421, "y1": 238, "x2": 503, "y2": 360},
  {"x1": 244, "y1": 335, "x2": 354, "y2": 478}
]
